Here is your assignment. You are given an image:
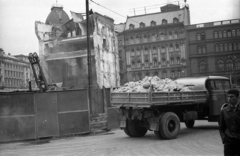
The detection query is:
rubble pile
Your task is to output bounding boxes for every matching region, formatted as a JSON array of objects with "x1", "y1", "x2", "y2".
[{"x1": 113, "y1": 76, "x2": 191, "y2": 93}]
